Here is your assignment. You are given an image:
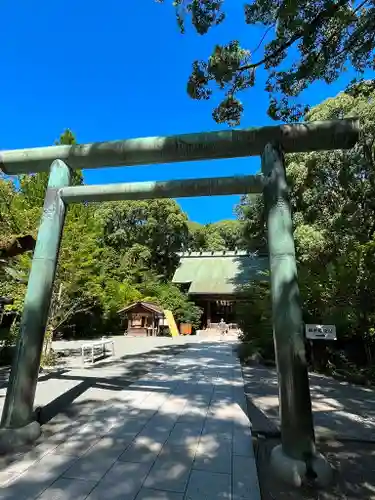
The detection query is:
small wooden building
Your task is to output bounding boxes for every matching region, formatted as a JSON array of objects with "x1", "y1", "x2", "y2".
[{"x1": 118, "y1": 302, "x2": 165, "y2": 337}]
